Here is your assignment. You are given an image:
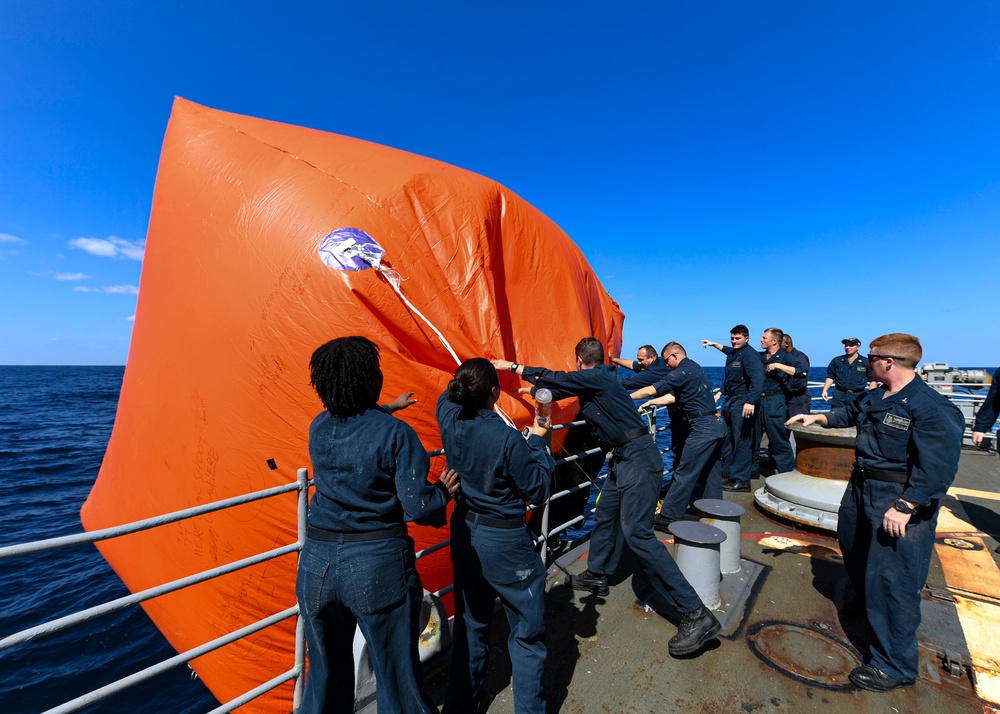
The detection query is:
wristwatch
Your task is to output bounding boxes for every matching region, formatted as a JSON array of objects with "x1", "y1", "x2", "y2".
[
  {"x1": 892, "y1": 499, "x2": 916, "y2": 515},
  {"x1": 510, "y1": 362, "x2": 520, "y2": 373}
]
